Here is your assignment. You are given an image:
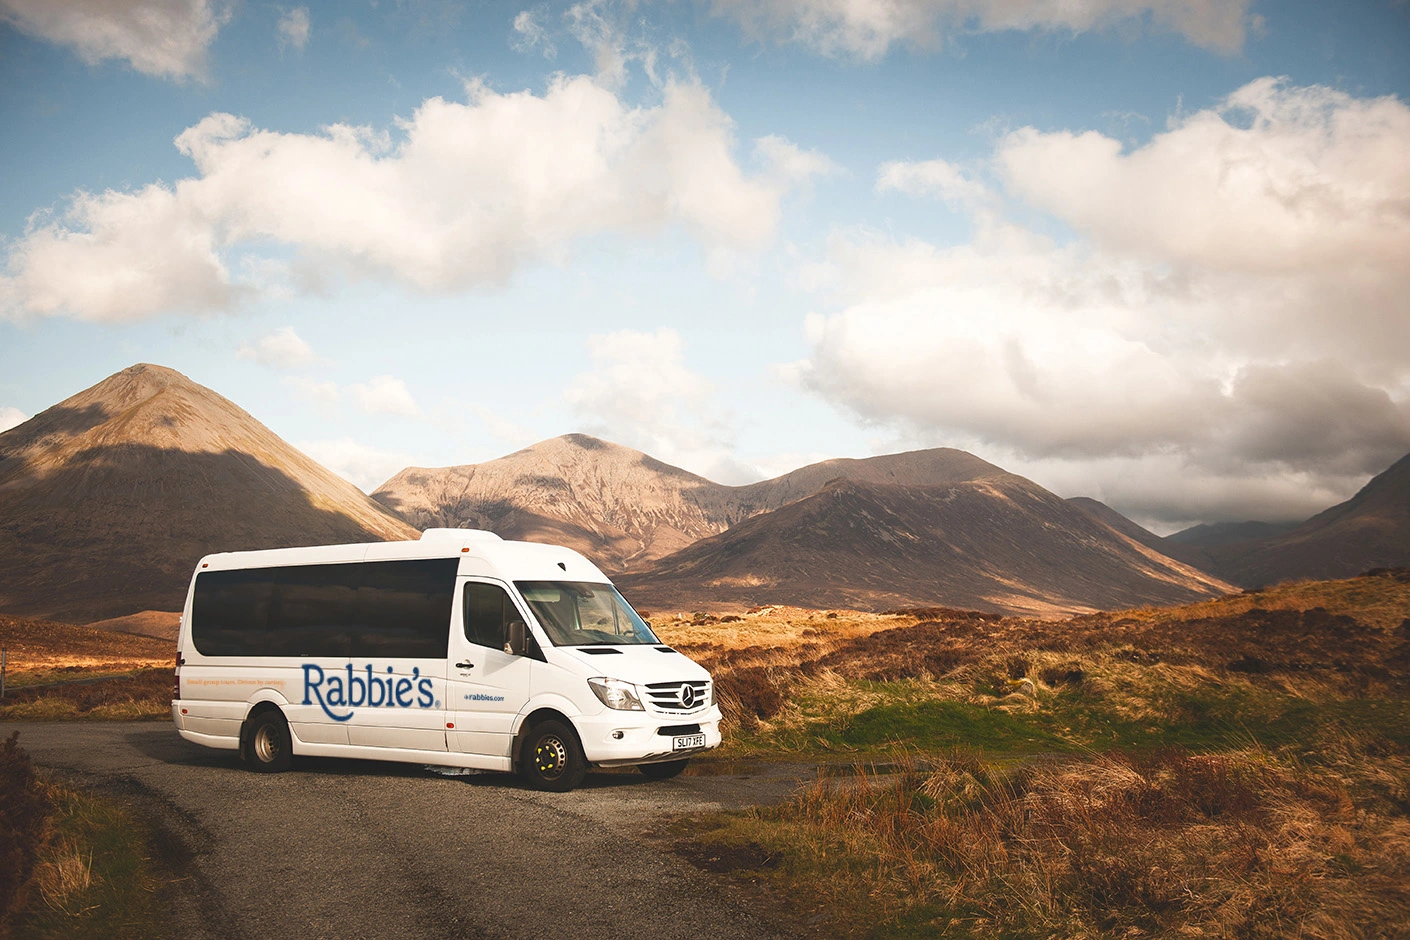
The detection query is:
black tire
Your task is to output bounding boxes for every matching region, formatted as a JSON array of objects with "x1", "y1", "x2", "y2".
[
  {"x1": 638, "y1": 759, "x2": 688, "y2": 780},
  {"x1": 520, "y1": 720, "x2": 586, "y2": 792},
  {"x1": 244, "y1": 709, "x2": 293, "y2": 773}
]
